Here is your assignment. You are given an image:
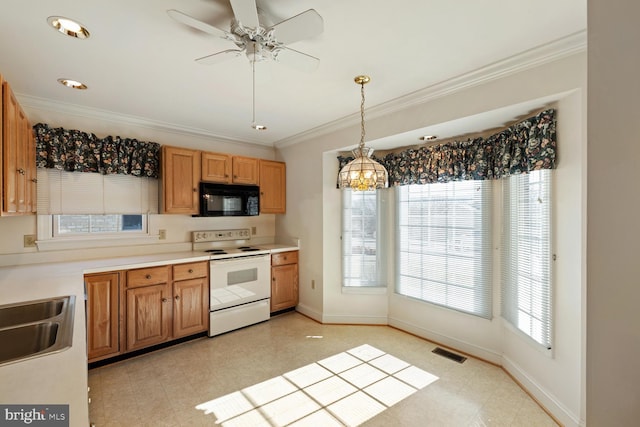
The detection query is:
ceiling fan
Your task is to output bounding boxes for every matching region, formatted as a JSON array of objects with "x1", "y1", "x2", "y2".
[{"x1": 167, "y1": 0, "x2": 324, "y2": 72}]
